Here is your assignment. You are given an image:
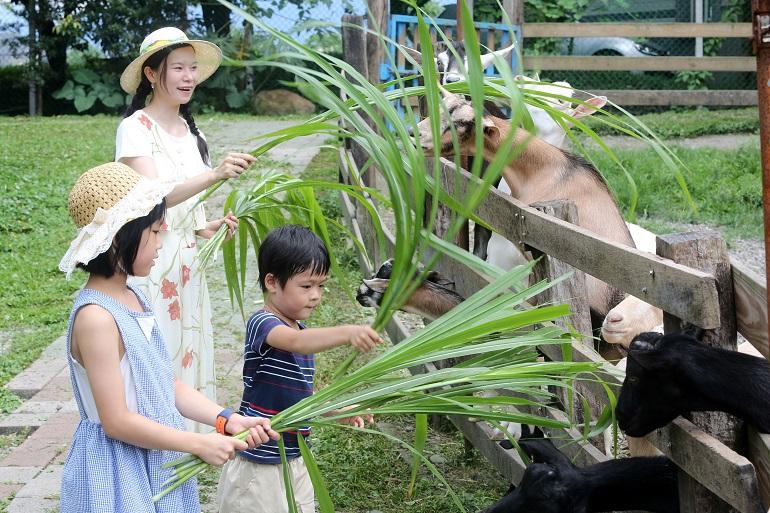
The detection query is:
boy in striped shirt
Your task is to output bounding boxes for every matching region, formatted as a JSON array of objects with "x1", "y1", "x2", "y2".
[{"x1": 217, "y1": 224, "x2": 383, "y2": 513}]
